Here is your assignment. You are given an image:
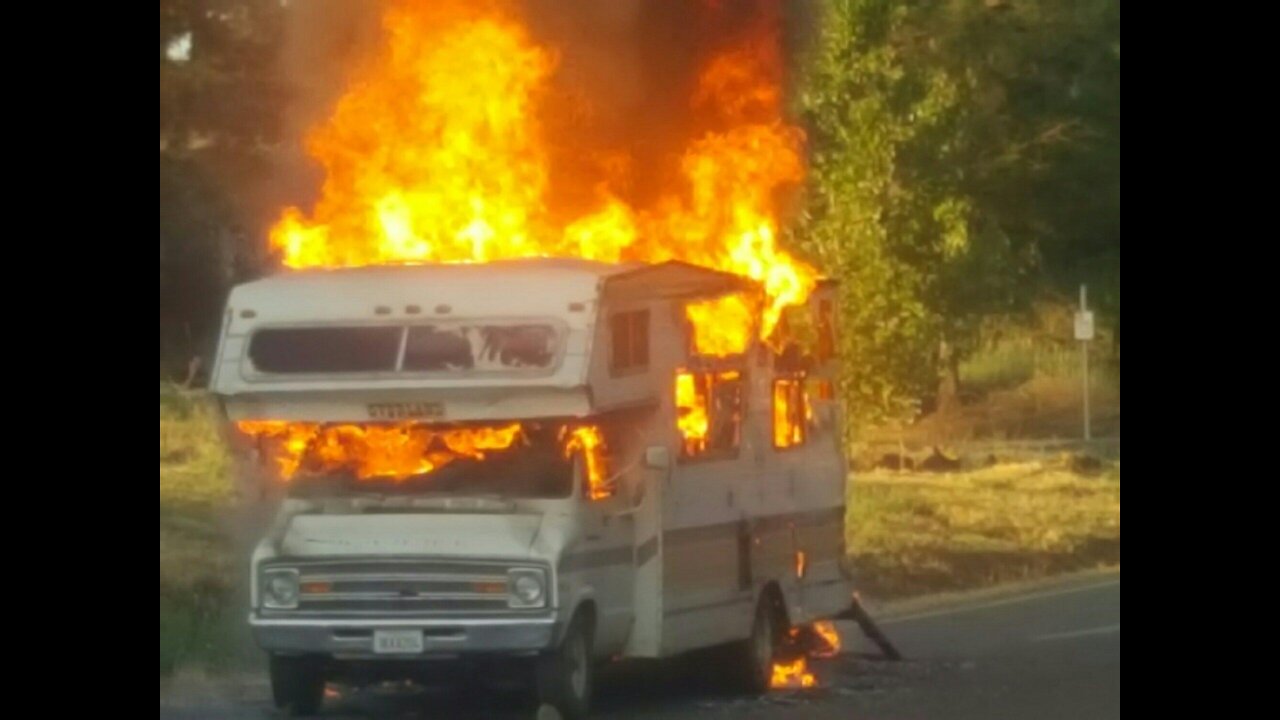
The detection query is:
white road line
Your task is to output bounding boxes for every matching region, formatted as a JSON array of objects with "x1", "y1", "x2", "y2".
[
  {"x1": 1031, "y1": 624, "x2": 1120, "y2": 642},
  {"x1": 879, "y1": 579, "x2": 1120, "y2": 626}
]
